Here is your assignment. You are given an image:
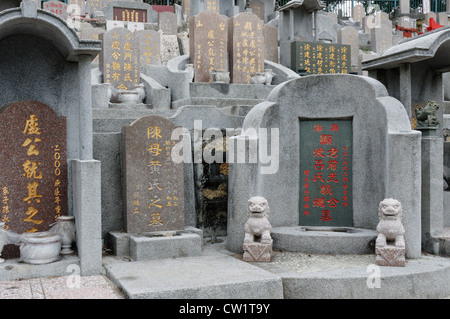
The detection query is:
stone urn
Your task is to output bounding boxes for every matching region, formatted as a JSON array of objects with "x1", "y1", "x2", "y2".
[
  {"x1": 19, "y1": 232, "x2": 62, "y2": 265},
  {"x1": 210, "y1": 69, "x2": 230, "y2": 83},
  {"x1": 249, "y1": 72, "x2": 266, "y2": 84},
  {"x1": 50, "y1": 216, "x2": 76, "y2": 254},
  {"x1": 185, "y1": 63, "x2": 195, "y2": 82},
  {"x1": 117, "y1": 89, "x2": 141, "y2": 104}
]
